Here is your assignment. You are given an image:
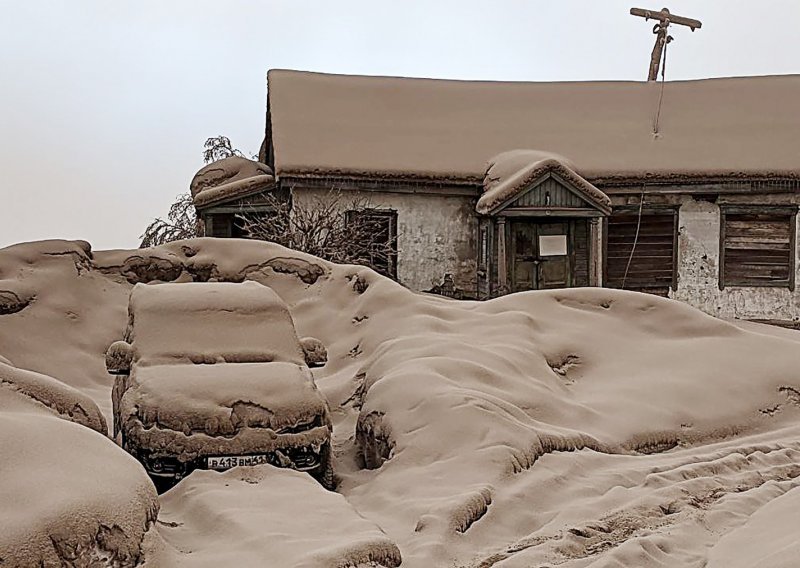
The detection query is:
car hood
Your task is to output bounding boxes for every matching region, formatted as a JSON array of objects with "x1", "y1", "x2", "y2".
[{"x1": 122, "y1": 361, "x2": 329, "y2": 436}]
